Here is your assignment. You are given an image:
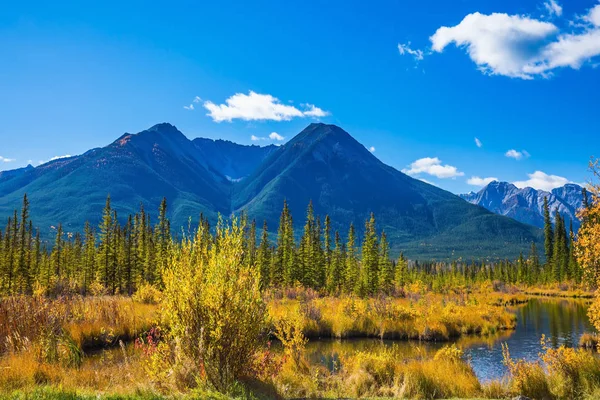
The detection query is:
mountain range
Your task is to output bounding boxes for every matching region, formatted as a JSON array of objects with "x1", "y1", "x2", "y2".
[
  {"x1": 0, "y1": 123, "x2": 542, "y2": 259},
  {"x1": 460, "y1": 181, "x2": 584, "y2": 230}
]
